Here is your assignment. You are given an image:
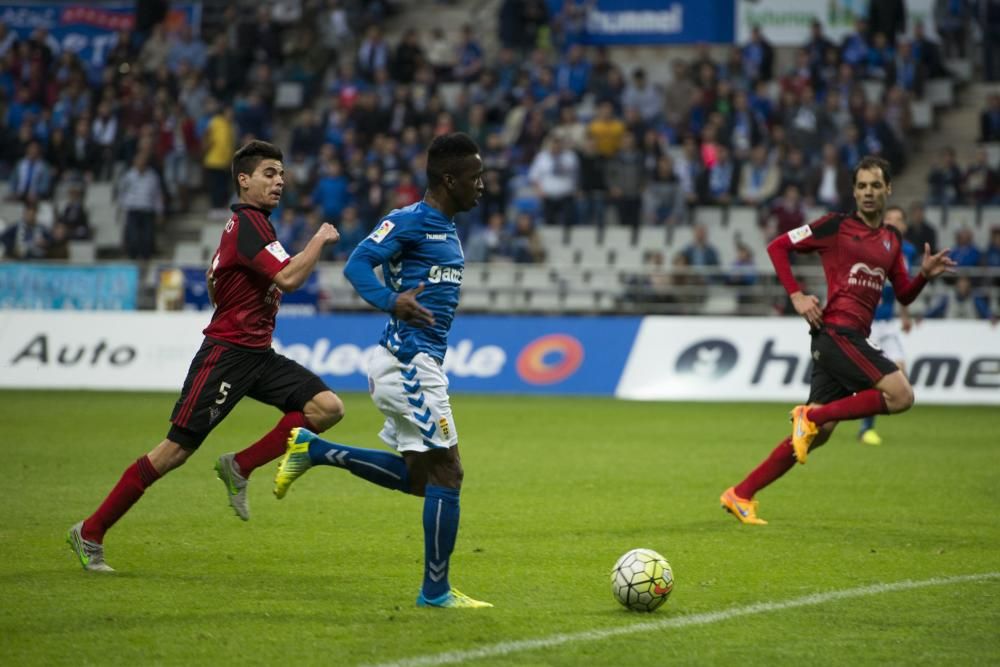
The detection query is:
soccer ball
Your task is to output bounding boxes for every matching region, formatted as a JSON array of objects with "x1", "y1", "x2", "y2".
[{"x1": 611, "y1": 548, "x2": 674, "y2": 612}]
